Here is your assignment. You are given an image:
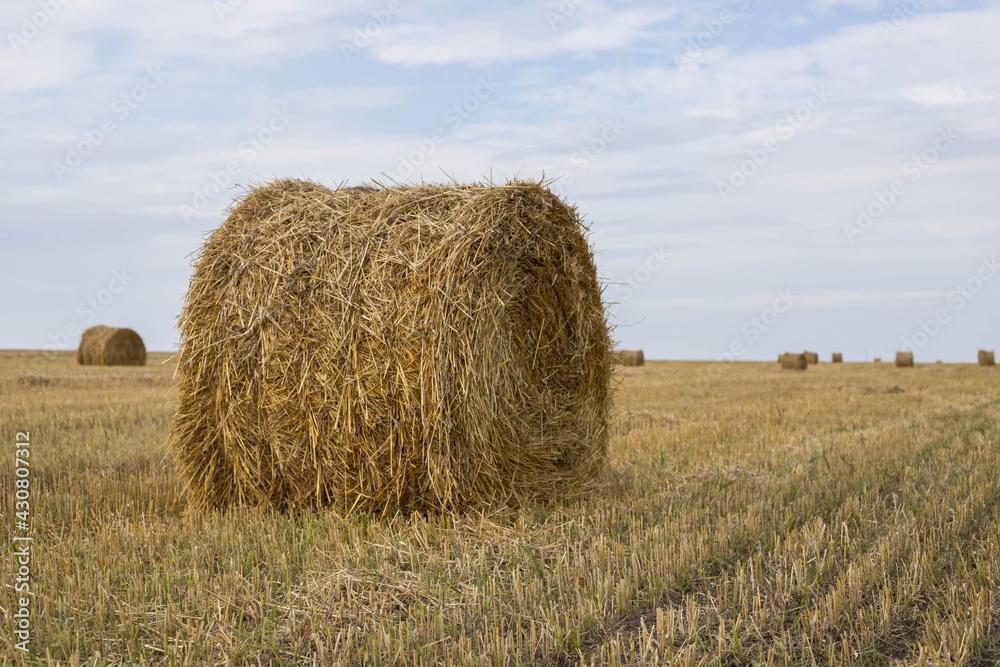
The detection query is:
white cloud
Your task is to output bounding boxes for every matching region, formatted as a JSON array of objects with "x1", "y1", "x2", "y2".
[
  {"x1": 811, "y1": 0, "x2": 883, "y2": 12},
  {"x1": 369, "y1": 5, "x2": 680, "y2": 66},
  {"x1": 782, "y1": 15, "x2": 812, "y2": 27},
  {"x1": 899, "y1": 84, "x2": 1000, "y2": 107},
  {"x1": 284, "y1": 87, "x2": 414, "y2": 113},
  {"x1": 0, "y1": 0, "x2": 370, "y2": 94},
  {"x1": 681, "y1": 107, "x2": 740, "y2": 119}
]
